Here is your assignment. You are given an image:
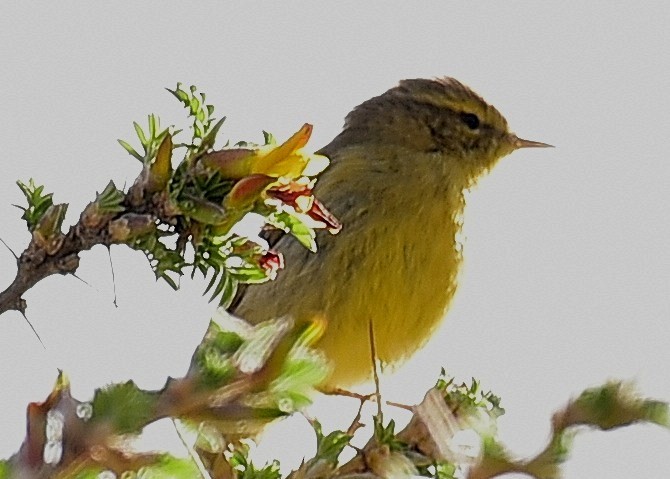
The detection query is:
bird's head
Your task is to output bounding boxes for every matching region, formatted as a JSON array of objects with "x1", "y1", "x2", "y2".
[{"x1": 333, "y1": 77, "x2": 551, "y2": 186}]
